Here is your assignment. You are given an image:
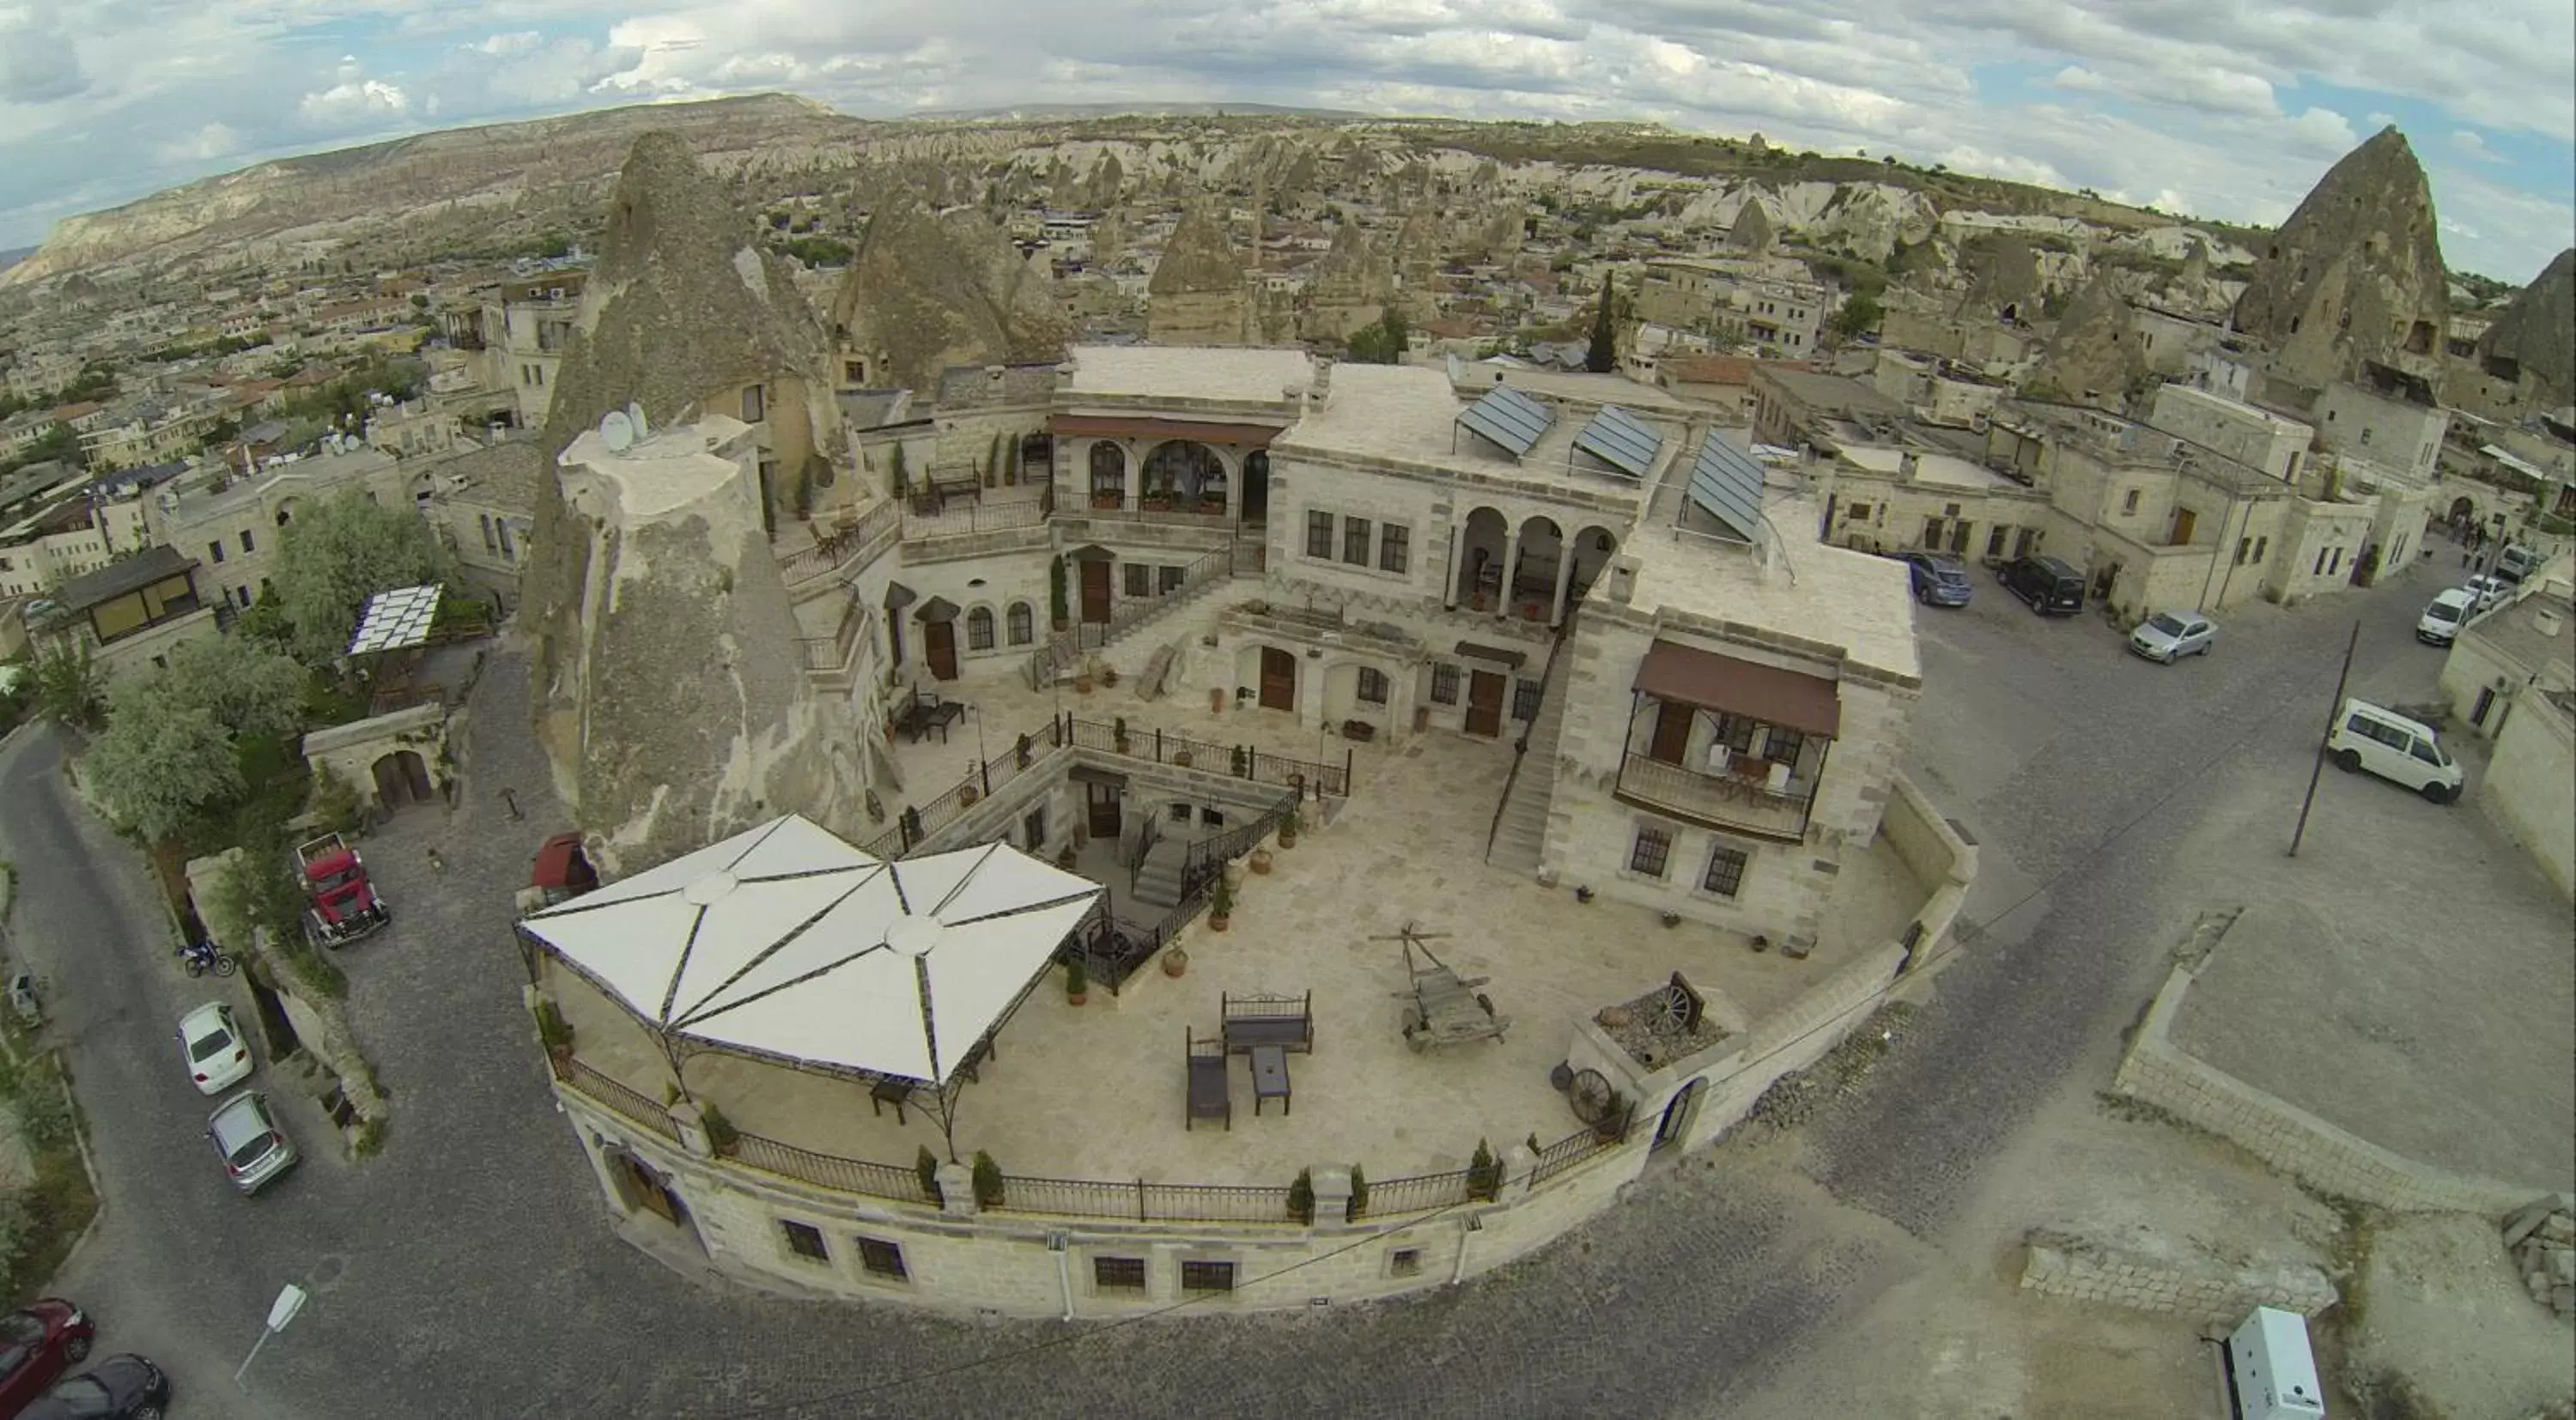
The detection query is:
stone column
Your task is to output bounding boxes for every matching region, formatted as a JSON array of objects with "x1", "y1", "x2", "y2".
[
  {"x1": 1497, "y1": 526, "x2": 1520, "y2": 617},
  {"x1": 1550, "y1": 543, "x2": 1577, "y2": 626},
  {"x1": 1309, "y1": 1164, "x2": 1354, "y2": 1231},
  {"x1": 1123, "y1": 441, "x2": 1142, "y2": 507},
  {"x1": 937, "y1": 1162, "x2": 978, "y2": 1217},
  {"x1": 667, "y1": 1101, "x2": 714, "y2": 1159}
]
